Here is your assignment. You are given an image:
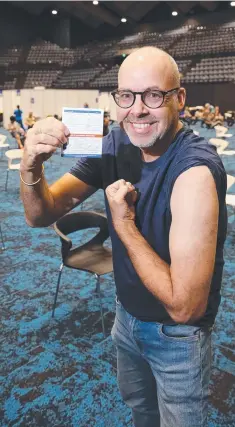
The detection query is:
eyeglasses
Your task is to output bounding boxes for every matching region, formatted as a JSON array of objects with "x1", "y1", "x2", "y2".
[{"x1": 111, "y1": 87, "x2": 180, "y2": 109}]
